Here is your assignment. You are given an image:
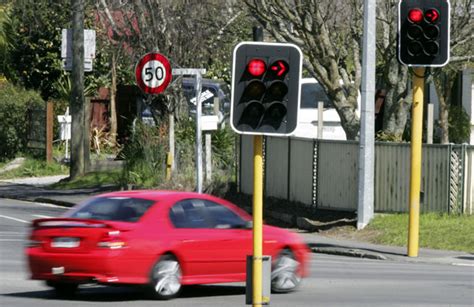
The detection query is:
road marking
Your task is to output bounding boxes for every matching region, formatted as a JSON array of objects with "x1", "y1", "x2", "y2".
[
  {"x1": 32, "y1": 214, "x2": 52, "y2": 218},
  {"x1": 452, "y1": 263, "x2": 474, "y2": 267},
  {"x1": 0, "y1": 215, "x2": 29, "y2": 223}
]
